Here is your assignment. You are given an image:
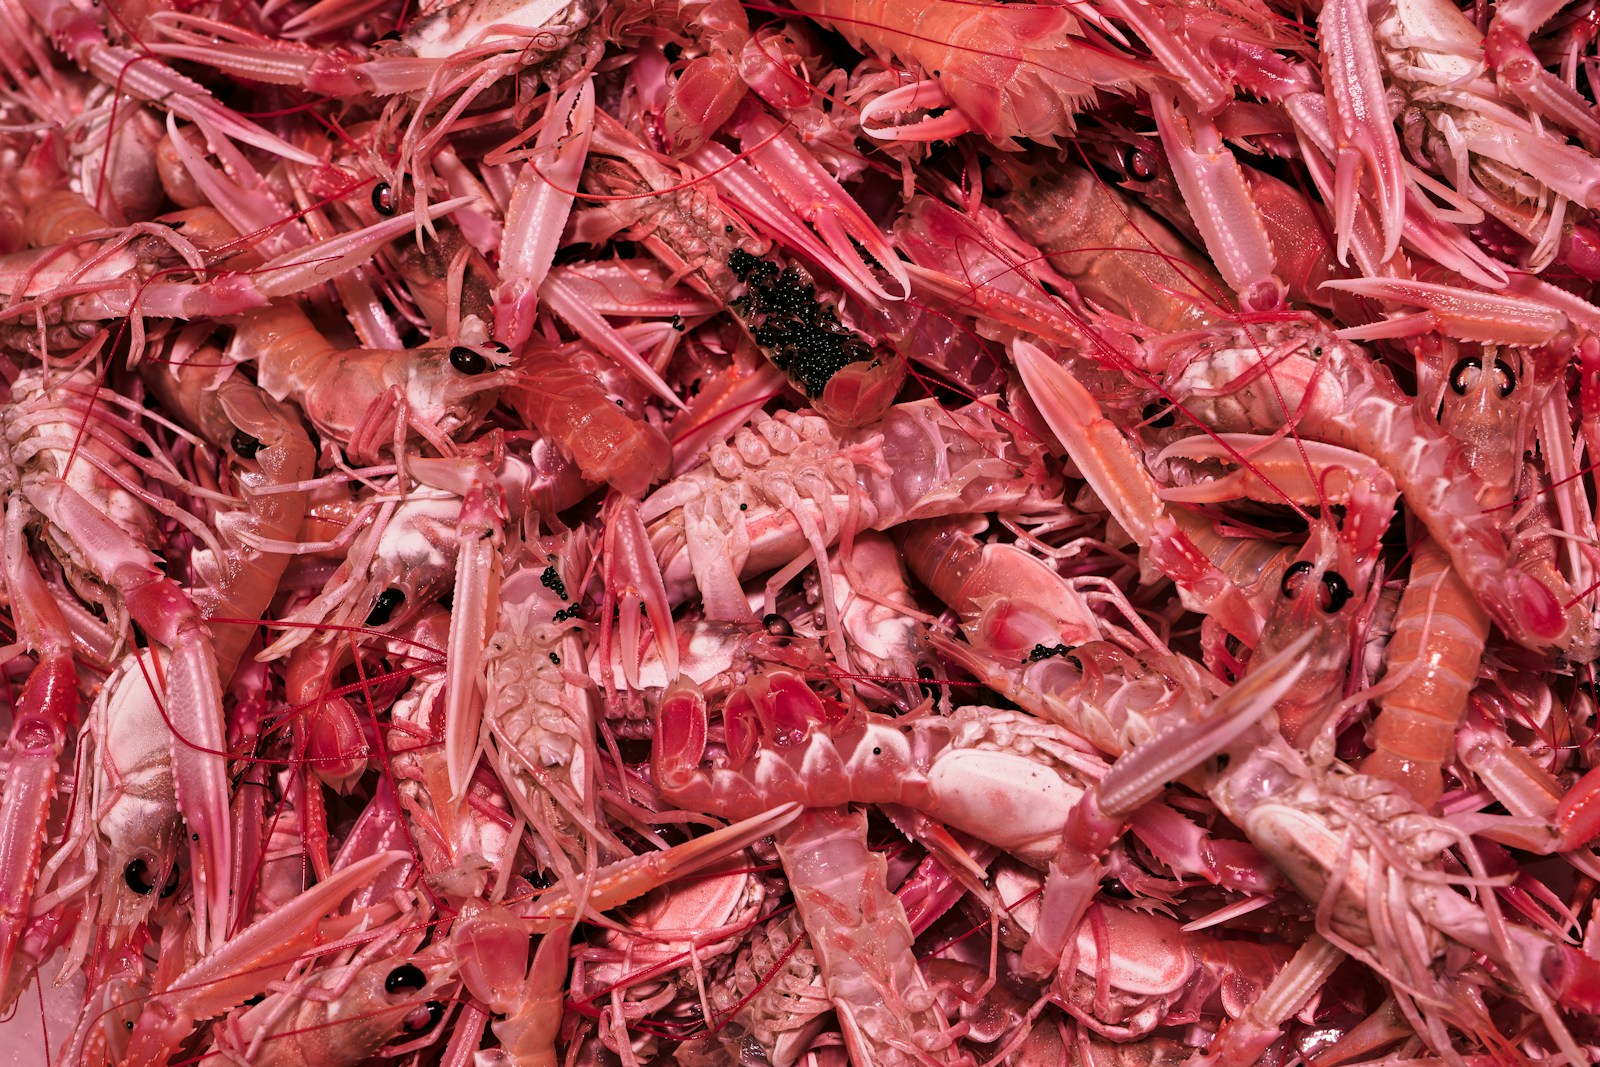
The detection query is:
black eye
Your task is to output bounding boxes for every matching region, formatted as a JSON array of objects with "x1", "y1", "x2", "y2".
[
  {"x1": 1448, "y1": 356, "x2": 1479, "y2": 395},
  {"x1": 1123, "y1": 146, "x2": 1160, "y2": 182},
  {"x1": 160, "y1": 864, "x2": 180, "y2": 898},
  {"x1": 1280, "y1": 560, "x2": 1315, "y2": 599},
  {"x1": 450, "y1": 346, "x2": 488, "y2": 375},
  {"x1": 762, "y1": 613, "x2": 793, "y2": 638},
  {"x1": 124, "y1": 859, "x2": 156, "y2": 895},
  {"x1": 1100, "y1": 877, "x2": 1133, "y2": 899},
  {"x1": 1319, "y1": 571, "x2": 1352, "y2": 613},
  {"x1": 231, "y1": 430, "x2": 261, "y2": 458},
  {"x1": 371, "y1": 181, "x2": 398, "y2": 216},
  {"x1": 1140, "y1": 402, "x2": 1175, "y2": 429},
  {"x1": 403, "y1": 1001, "x2": 444, "y2": 1033},
  {"x1": 367, "y1": 588, "x2": 405, "y2": 626},
  {"x1": 385, "y1": 963, "x2": 426, "y2": 994}
]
